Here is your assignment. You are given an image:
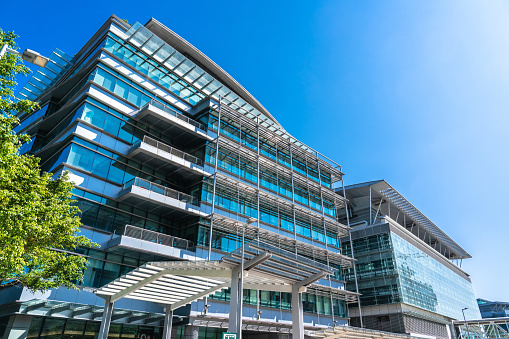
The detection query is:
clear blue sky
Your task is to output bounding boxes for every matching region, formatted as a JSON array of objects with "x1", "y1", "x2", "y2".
[{"x1": 3, "y1": 0, "x2": 508, "y2": 302}]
